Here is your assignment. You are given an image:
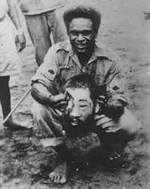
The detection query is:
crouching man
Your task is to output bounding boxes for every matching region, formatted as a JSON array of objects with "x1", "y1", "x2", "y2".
[
  {"x1": 31, "y1": 2, "x2": 140, "y2": 184},
  {"x1": 31, "y1": 74, "x2": 140, "y2": 184}
]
